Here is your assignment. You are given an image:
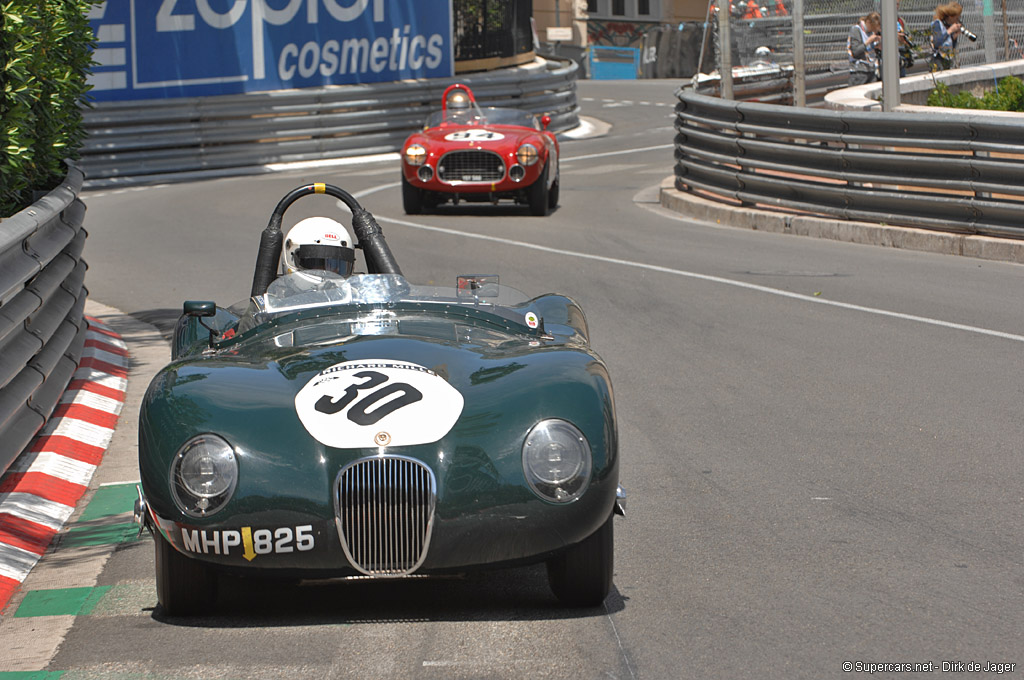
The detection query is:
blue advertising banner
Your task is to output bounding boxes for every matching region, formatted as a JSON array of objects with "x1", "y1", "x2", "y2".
[{"x1": 87, "y1": 0, "x2": 454, "y2": 102}]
